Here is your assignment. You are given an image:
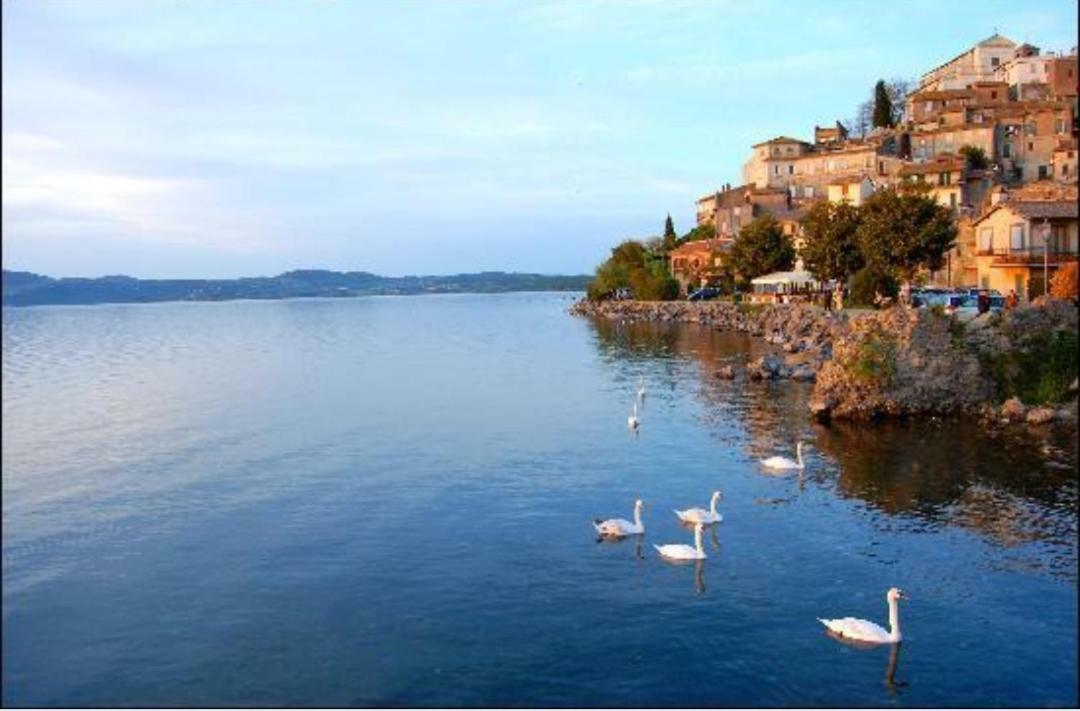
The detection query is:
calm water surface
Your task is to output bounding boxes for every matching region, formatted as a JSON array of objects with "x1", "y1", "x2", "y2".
[{"x1": 3, "y1": 293, "x2": 1077, "y2": 707}]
